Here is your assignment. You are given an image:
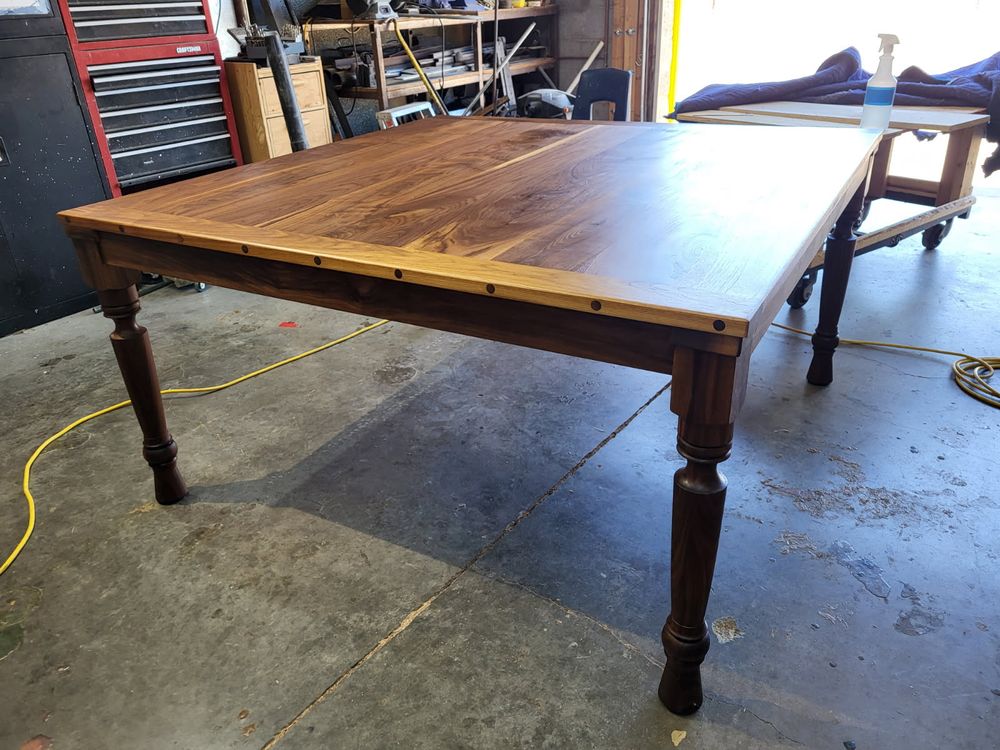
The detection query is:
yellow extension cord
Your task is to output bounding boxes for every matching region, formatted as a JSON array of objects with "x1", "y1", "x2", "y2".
[
  {"x1": 0, "y1": 319, "x2": 389, "y2": 578},
  {"x1": 771, "y1": 323, "x2": 999, "y2": 409},
  {"x1": 390, "y1": 18, "x2": 449, "y2": 116},
  {"x1": 1, "y1": 316, "x2": 995, "y2": 578}
]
